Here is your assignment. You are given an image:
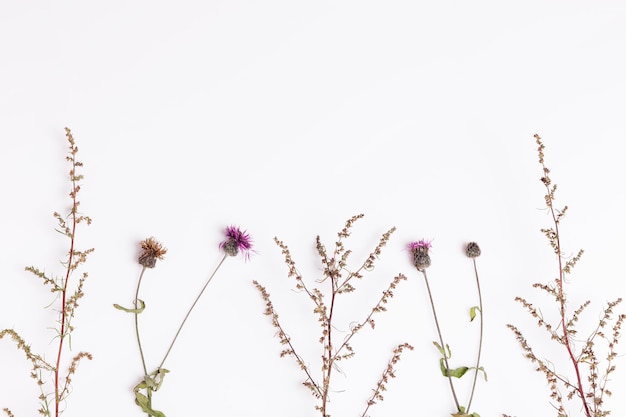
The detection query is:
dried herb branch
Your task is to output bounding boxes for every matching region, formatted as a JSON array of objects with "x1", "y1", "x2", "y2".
[
  {"x1": 1, "y1": 128, "x2": 93, "y2": 417},
  {"x1": 506, "y1": 134, "x2": 625, "y2": 417},
  {"x1": 255, "y1": 214, "x2": 412, "y2": 416}
]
